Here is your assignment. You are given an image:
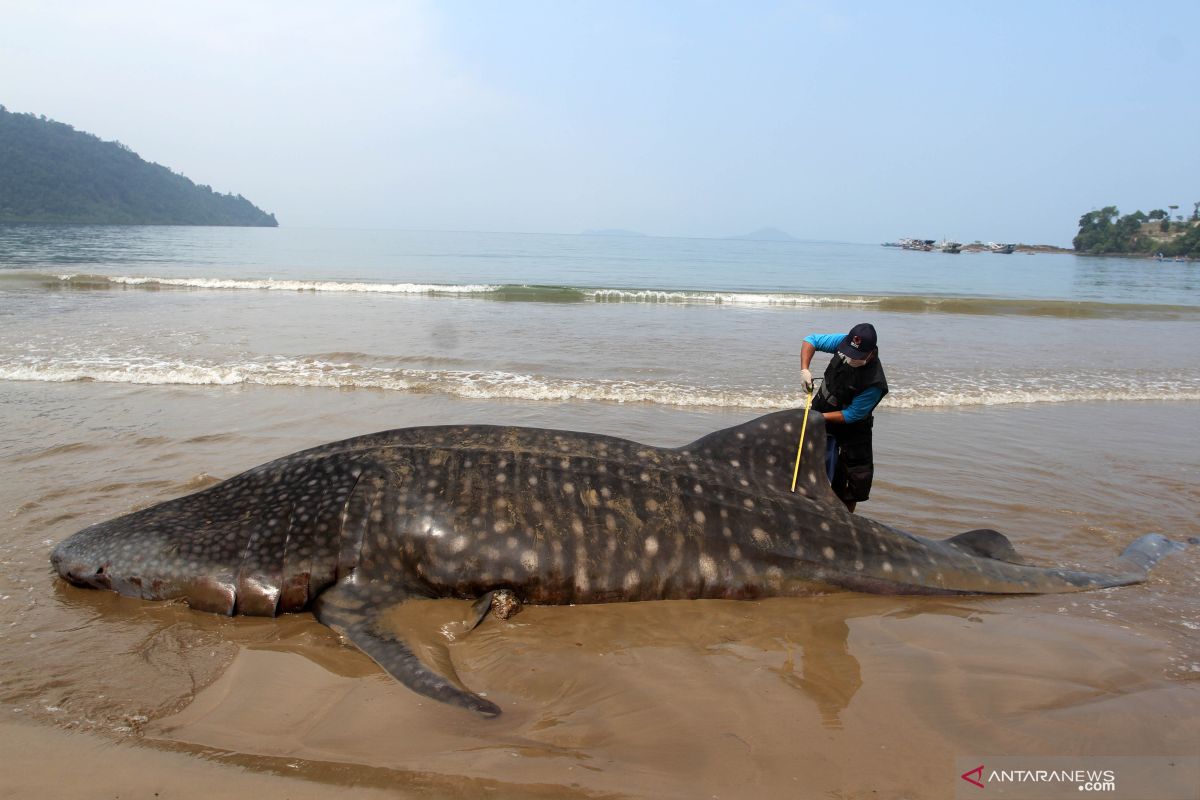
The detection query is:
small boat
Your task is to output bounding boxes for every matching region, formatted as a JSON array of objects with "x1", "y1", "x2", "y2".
[
  {"x1": 938, "y1": 240, "x2": 962, "y2": 254},
  {"x1": 987, "y1": 242, "x2": 1016, "y2": 254}
]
